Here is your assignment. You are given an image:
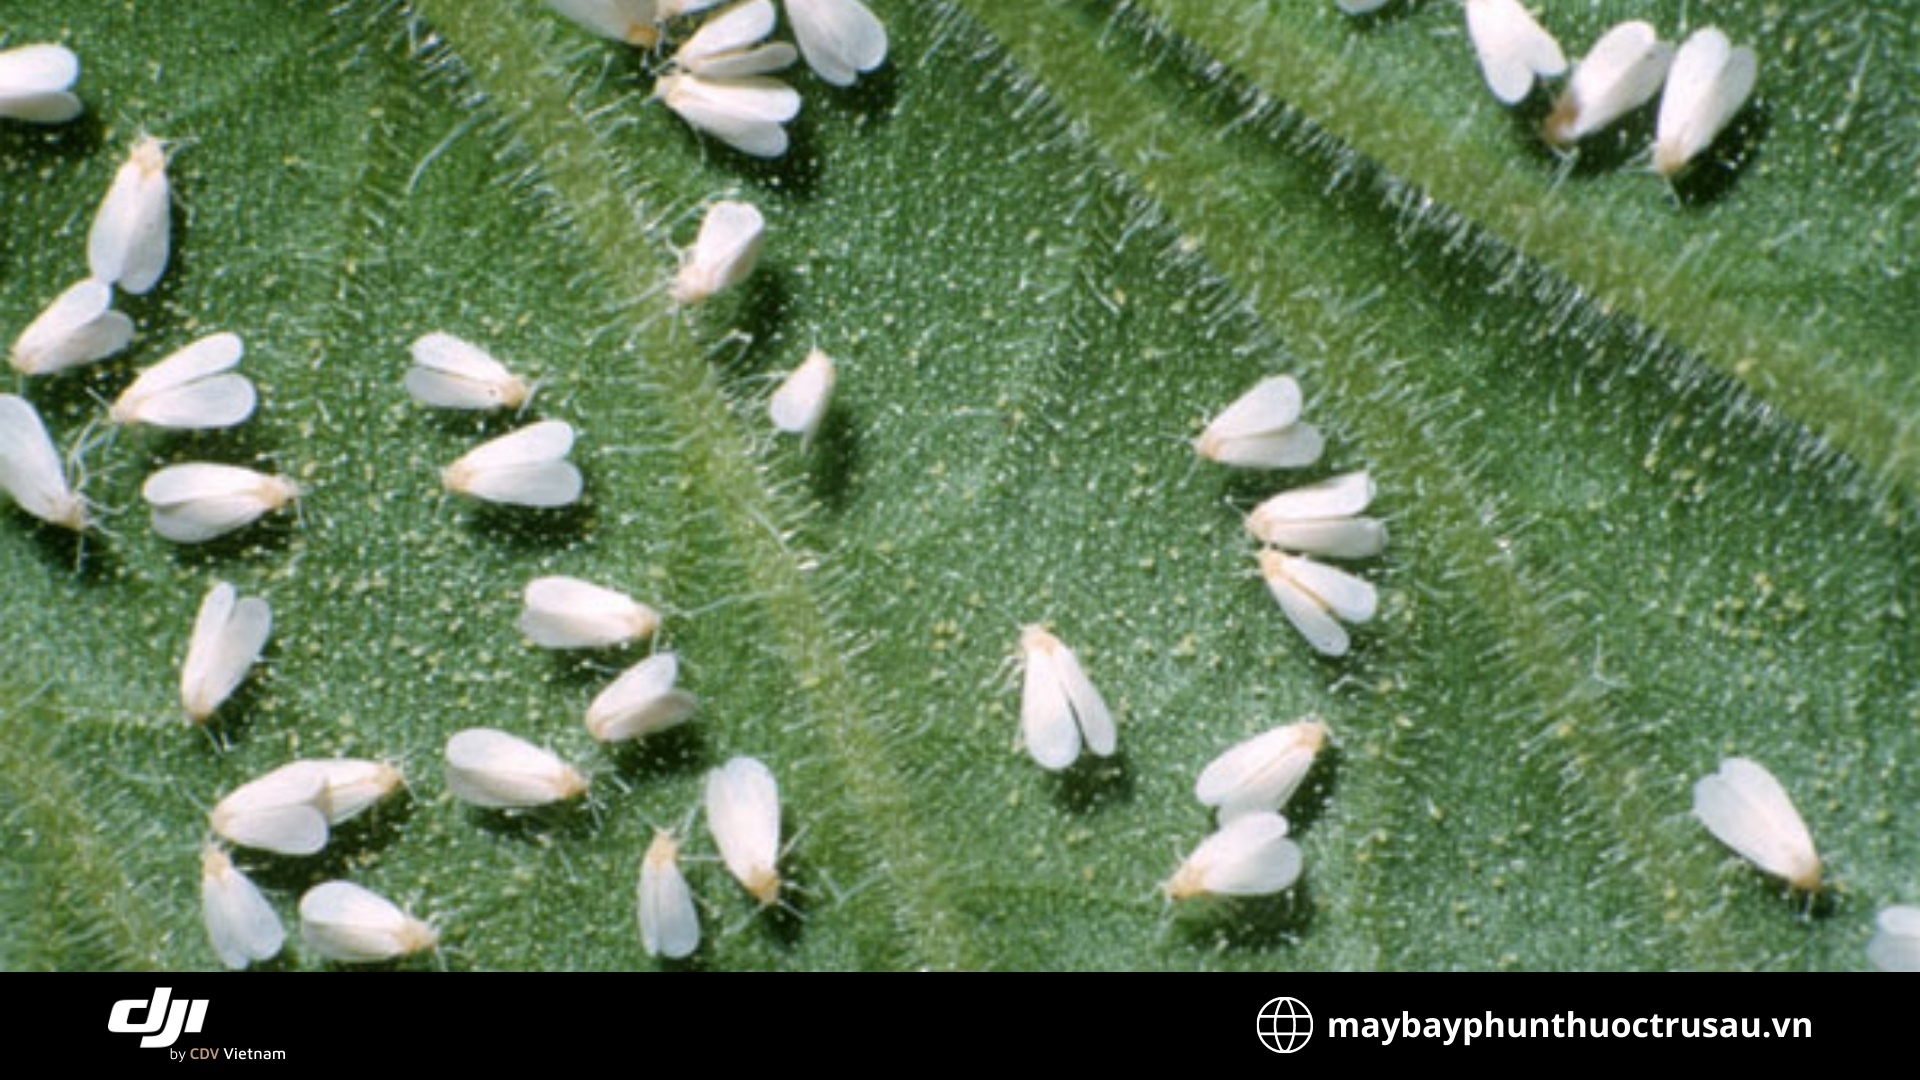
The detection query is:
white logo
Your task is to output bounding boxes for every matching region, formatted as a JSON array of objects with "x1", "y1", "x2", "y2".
[
  {"x1": 108, "y1": 988, "x2": 208, "y2": 1049},
  {"x1": 1256, "y1": 996, "x2": 1312, "y2": 1054}
]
